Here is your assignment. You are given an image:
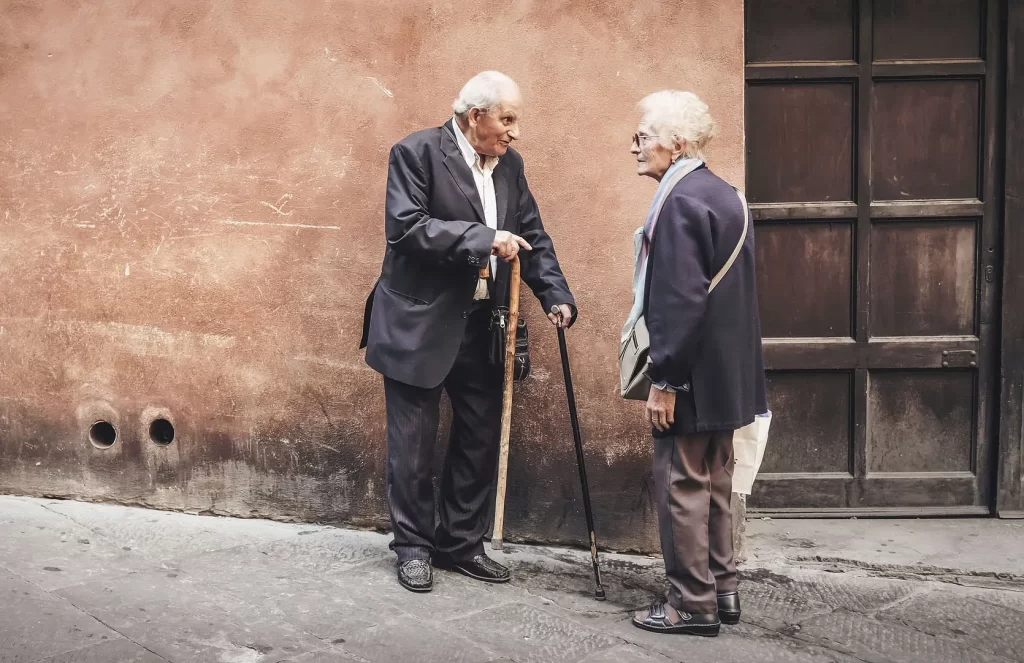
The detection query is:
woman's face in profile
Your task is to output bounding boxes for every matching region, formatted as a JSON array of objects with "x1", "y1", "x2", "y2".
[{"x1": 631, "y1": 126, "x2": 675, "y2": 181}]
